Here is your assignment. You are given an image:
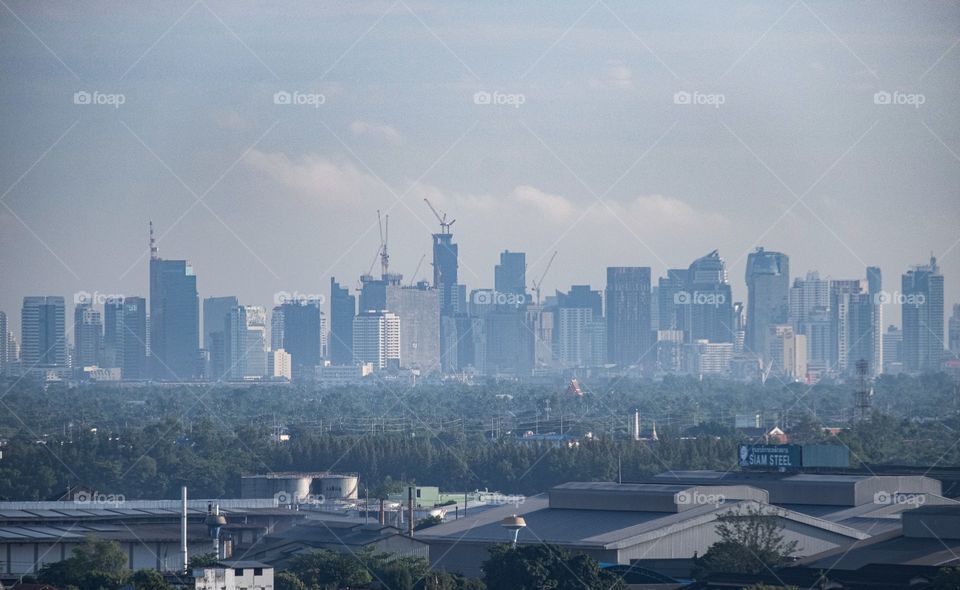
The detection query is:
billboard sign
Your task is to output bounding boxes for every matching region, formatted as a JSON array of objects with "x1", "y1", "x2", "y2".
[{"x1": 738, "y1": 444, "x2": 802, "y2": 471}]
